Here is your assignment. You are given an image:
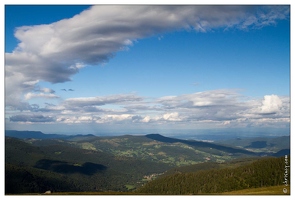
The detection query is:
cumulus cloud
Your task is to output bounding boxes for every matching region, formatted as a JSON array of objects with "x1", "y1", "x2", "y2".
[
  {"x1": 260, "y1": 94, "x2": 283, "y2": 114},
  {"x1": 5, "y1": 72, "x2": 38, "y2": 110},
  {"x1": 162, "y1": 112, "x2": 182, "y2": 121},
  {"x1": 20, "y1": 86, "x2": 58, "y2": 100},
  {"x1": 5, "y1": 5, "x2": 289, "y2": 110}
]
